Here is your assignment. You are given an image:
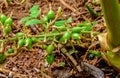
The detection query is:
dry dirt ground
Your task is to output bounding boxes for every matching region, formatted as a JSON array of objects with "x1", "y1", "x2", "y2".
[{"x1": 0, "y1": 0, "x2": 119, "y2": 78}]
